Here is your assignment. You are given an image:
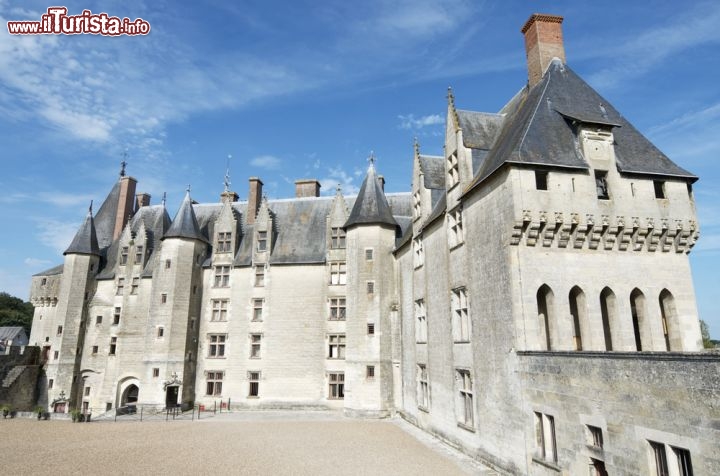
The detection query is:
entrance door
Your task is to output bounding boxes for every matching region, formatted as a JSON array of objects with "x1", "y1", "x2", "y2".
[
  {"x1": 53, "y1": 402, "x2": 67, "y2": 413},
  {"x1": 166, "y1": 386, "x2": 179, "y2": 408},
  {"x1": 121, "y1": 384, "x2": 139, "y2": 406}
]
